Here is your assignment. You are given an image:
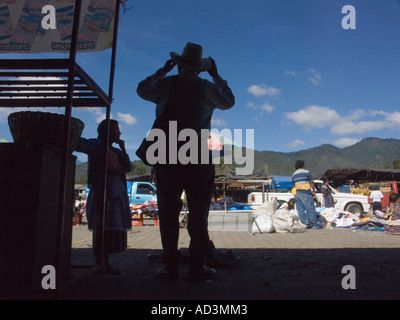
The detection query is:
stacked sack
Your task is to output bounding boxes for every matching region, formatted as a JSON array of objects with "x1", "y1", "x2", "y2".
[{"x1": 252, "y1": 199, "x2": 307, "y2": 234}]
